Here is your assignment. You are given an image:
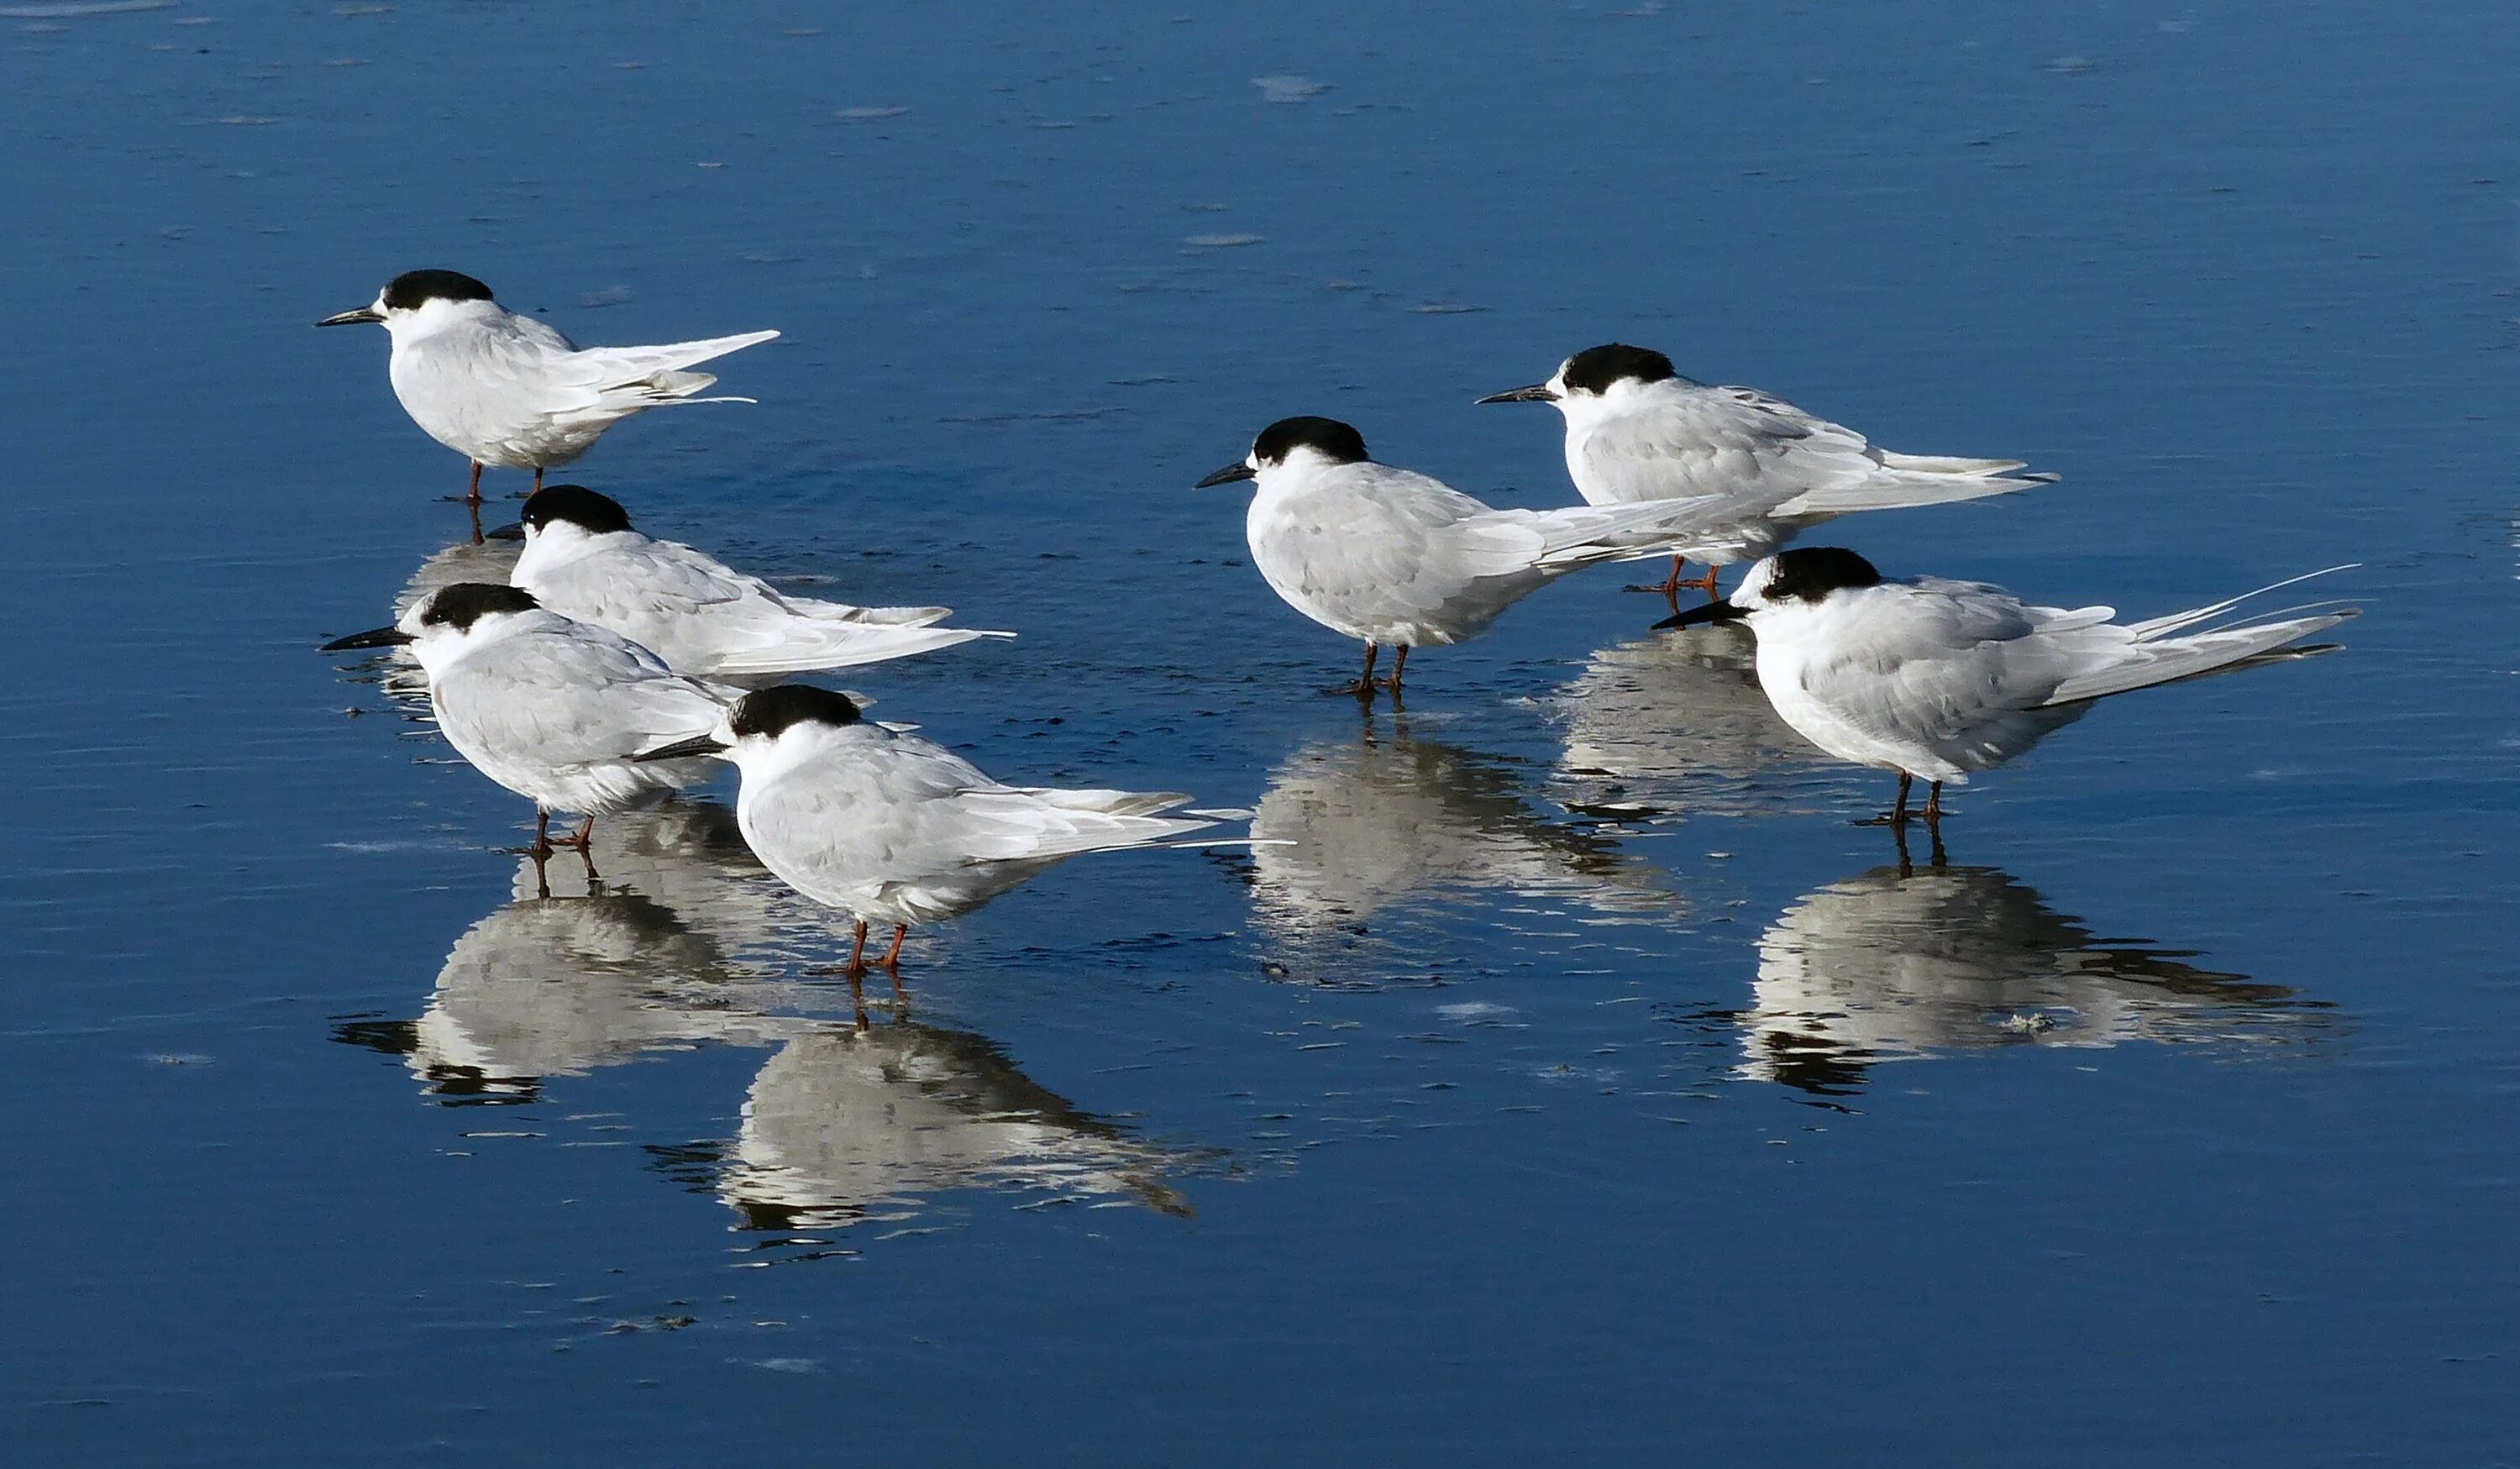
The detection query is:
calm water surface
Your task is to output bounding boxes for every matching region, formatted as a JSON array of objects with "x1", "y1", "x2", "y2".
[{"x1": 6, "y1": 3, "x2": 2517, "y2": 1464}]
